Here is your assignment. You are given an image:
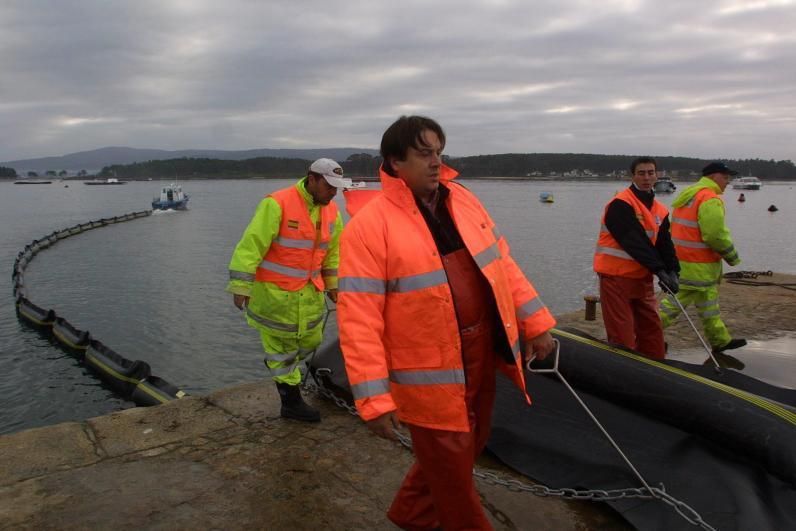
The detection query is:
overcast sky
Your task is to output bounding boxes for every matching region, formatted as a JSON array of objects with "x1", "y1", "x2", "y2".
[{"x1": 2, "y1": 0, "x2": 795, "y2": 162}]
